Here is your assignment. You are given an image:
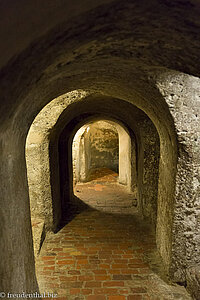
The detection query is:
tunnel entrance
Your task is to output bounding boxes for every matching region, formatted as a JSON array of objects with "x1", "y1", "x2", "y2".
[
  {"x1": 72, "y1": 120, "x2": 137, "y2": 214},
  {"x1": 26, "y1": 93, "x2": 160, "y2": 258},
  {"x1": 24, "y1": 91, "x2": 190, "y2": 298},
  {"x1": 73, "y1": 120, "x2": 119, "y2": 185}
]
